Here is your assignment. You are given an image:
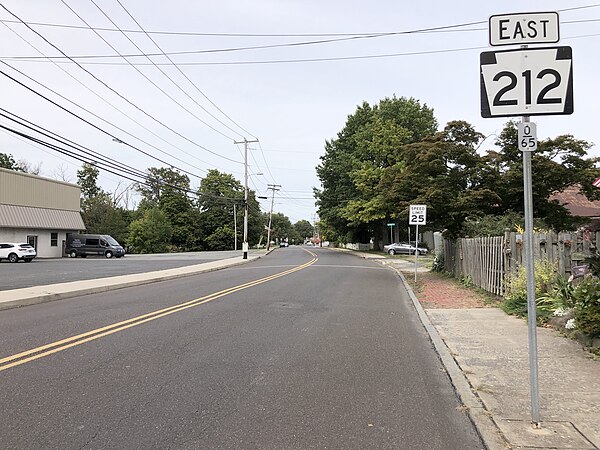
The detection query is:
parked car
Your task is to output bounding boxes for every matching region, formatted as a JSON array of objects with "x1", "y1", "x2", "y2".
[
  {"x1": 383, "y1": 242, "x2": 428, "y2": 256},
  {"x1": 279, "y1": 241, "x2": 289, "y2": 248},
  {"x1": 0, "y1": 243, "x2": 37, "y2": 263},
  {"x1": 66, "y1": 234, "x2": 125, "y2": 258}
]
